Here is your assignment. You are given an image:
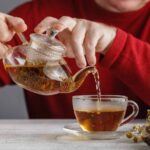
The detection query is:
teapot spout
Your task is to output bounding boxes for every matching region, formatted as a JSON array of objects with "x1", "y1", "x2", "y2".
[
  {"x1": 73, "y1": 66, "x2": 97, "y2": 81},
  {"x1": 70, "y1": 66, "x2": 97, "y2": 91},
  {"x1": 59, "y1": 66, "x2": 97, "y2": 93}
]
